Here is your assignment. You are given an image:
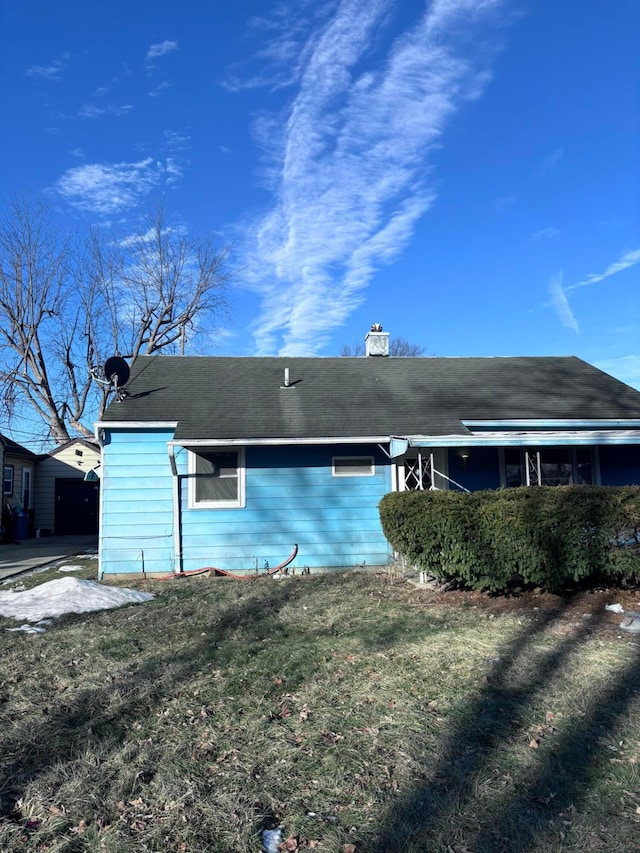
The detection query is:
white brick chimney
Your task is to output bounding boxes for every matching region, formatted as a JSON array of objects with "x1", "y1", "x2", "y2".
[{"x1": 365, "y1": 323, "x2": 389, "y2": 357}]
